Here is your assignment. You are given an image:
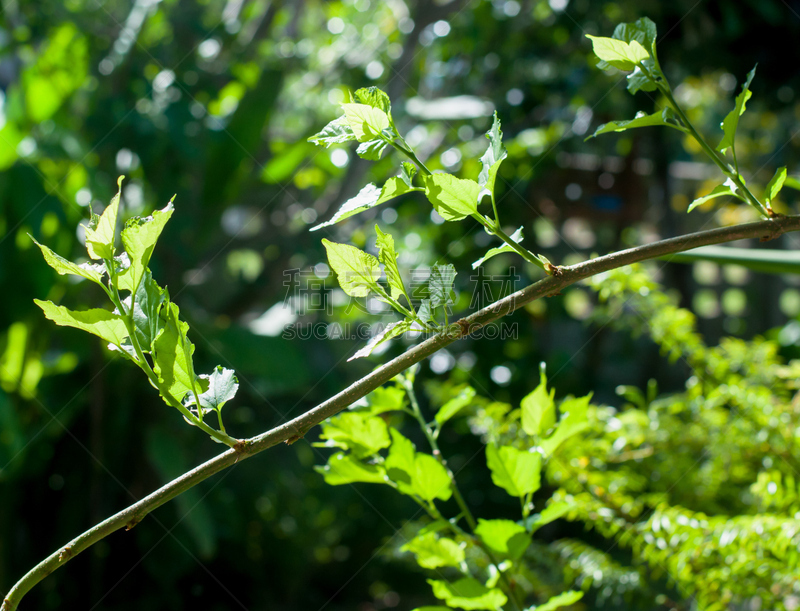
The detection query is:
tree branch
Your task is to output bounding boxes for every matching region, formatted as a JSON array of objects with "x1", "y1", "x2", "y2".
[{"x1": 4, "y1": 214, "x2": 799, "y2": 610}]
